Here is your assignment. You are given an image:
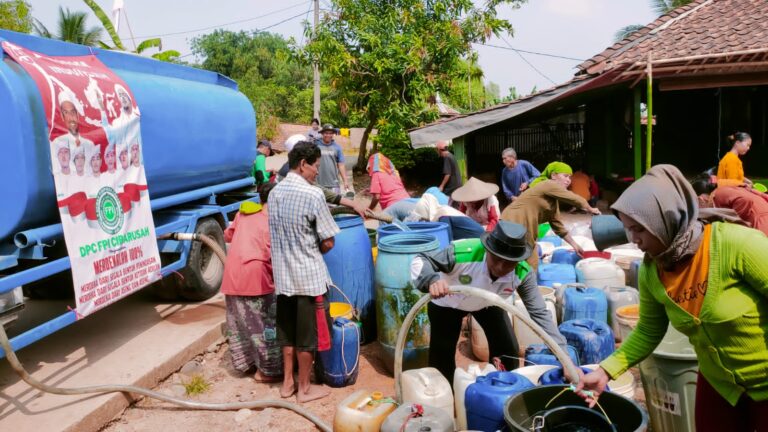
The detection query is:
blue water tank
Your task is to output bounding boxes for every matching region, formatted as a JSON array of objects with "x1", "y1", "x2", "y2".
[
  {"x1": 377, "y1": 221, "x2": 450, "y2": 250},
  {"x1": 540, "y1": 235, "x2": 563, "y2": 246},
  {"x1": 0, "y1": 30, "x2": 255, "y2": 241},
  {"x1": 563, "y1": 286, "x2": 608, "y2": 322},
  {"x1": 525, "y1": 344, "x2": 580, "y2": 367},
  {"x1": 315, "y1": 317, "x2": 360, "y2": 387},
  {"x1": 465, "y1": 371, "x2": 535, "y2": 432},
  {"x1": 375, "y1": 233, "x2": 440, "y2": 373},
  {"x1": 559, "y1": 319, "x2": 615, "y2": 365},
  {"x1": 538, "y1": 366, "x2": 607, "y2": 388},
  {"x1": 323, "y1": 215, "x2": 375, "y2": 341},
  {"x1": 538, "y1": 263, "x2": 577, "y2": 288}
]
